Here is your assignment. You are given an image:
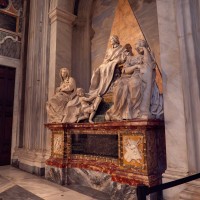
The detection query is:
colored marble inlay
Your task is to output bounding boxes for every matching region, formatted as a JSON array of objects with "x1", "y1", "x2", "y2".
[
  {"x1": 52, "y1": 131, "x2": 64, "y2": 157},
  {"x1": 122, "y1": 135, "x2": 144, "y2": 168}
]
